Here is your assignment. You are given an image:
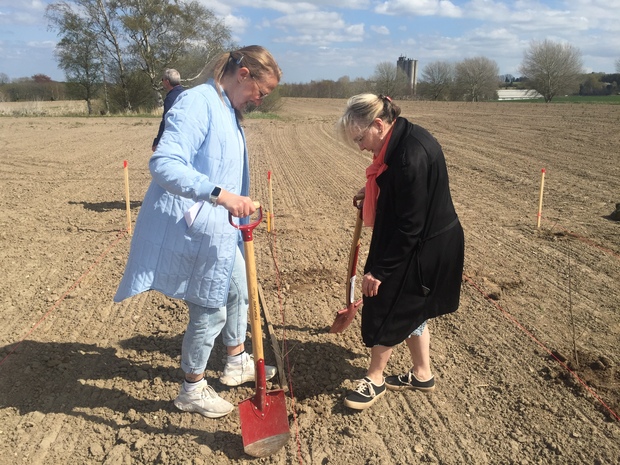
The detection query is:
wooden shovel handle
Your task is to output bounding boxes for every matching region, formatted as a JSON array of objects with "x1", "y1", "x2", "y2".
[
  {"x1": 229, "y1": 202, "x2": 265, "y2": 364},
  {"x1": 346, "y1": 211, "x2": 363, "y2": 305},
  {"x1": 243, "y1": 238, "x2": 264, "y2": 361}
]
